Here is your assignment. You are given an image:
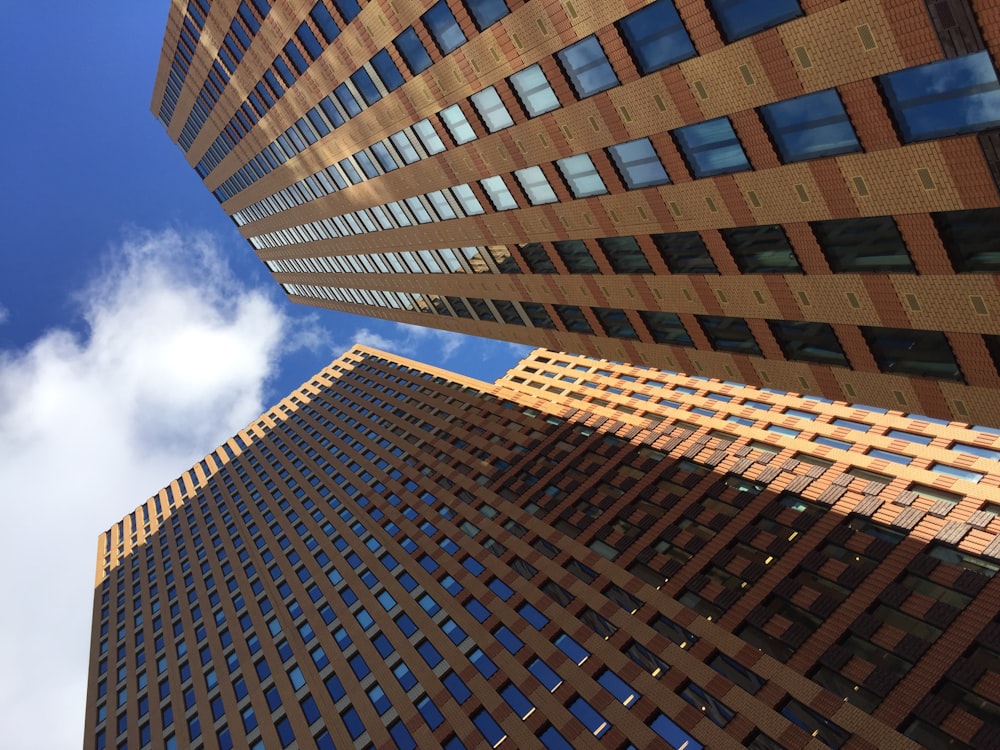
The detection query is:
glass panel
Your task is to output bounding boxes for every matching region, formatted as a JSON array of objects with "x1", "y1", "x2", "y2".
[
  {"x1": 698, "y1": 315, "x2": 762, "y2": 355},
  {"x1": 652, "y1": 231, "x2": 718, "y2": 273},
  {"x1": 618, "y1": 0, "x2": 695, "y2": 73},
  {"x1": 553, "y1": 239, "x2": 599, "y2": 273},
  {"x1": 556, "y1": 154, "x2": 608, "y2": 198},
  {"x1": 470, "y1": 86, "x2": 515, "y2": 132},
  {"x1": 709, "y1": 0, "x2": 802, "y2": 42},
  {"x1": 760, "y1": 89, "x2": 861, "y2": 162},
  {"x1": 811, "y1": 216, "x2": 914, "y2": 273},
  {"x1": 509, "y1": 64, "x2": 561, "y2": 116},
  {"x1": 395, "y1": 27, "x2": 432, "y2": 74},
  {"x1": 721, "y1": 225, "x2": 801, "y2": 273},
  {"x1": 440, "y1": 104, "x2": 478, "y2": 144},
  {"x1": 674, "y1": 117, "x2": 751, "y2": 177},
  {"x1": 933, "y1": 207, "x2": 1000, "y2": 272},
  {"x1": 607, "y1": 138, "x2": 670, "y2": 188},
  {"x1": 768, "y1": 320, "x2": 849, "y2": 366},
  {"x1": 861, "y1": 326, "x2": 963, "y2": 381},
  {"x1": 640, "y1": 311, "x2": 693, "y2": 346},
  {"x1": 514, "y1": 166, "x2": 558, "y2": 205},
  {"x1": 557, "y1": 35, "x2": 620, "y2": 98},
  {"x1": 597, "y1": 236, "x2": 652, "y2": 273},
  {"x1": 480, "y1": 176, "x2": 518, "y2": 210},
  {"x1": 422, "y1": 0, "x2": 467, "y2": 55}
]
